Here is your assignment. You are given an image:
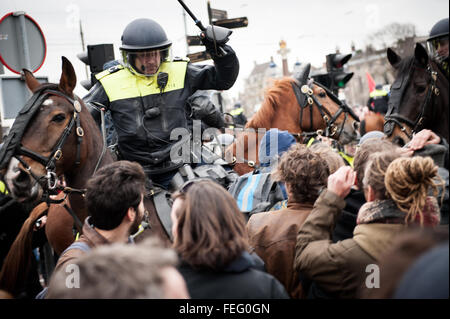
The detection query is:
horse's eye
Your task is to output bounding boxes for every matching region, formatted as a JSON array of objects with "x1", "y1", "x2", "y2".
[
  {"x1": 318, "y1": 92, "x2": 326, "y2": 98},
  {"x1": 416, "y1": 86, "x2": 426, "y2": 94},
  {"x1": 51, "y1": 114, "x2": 66, "y2": 123}
]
